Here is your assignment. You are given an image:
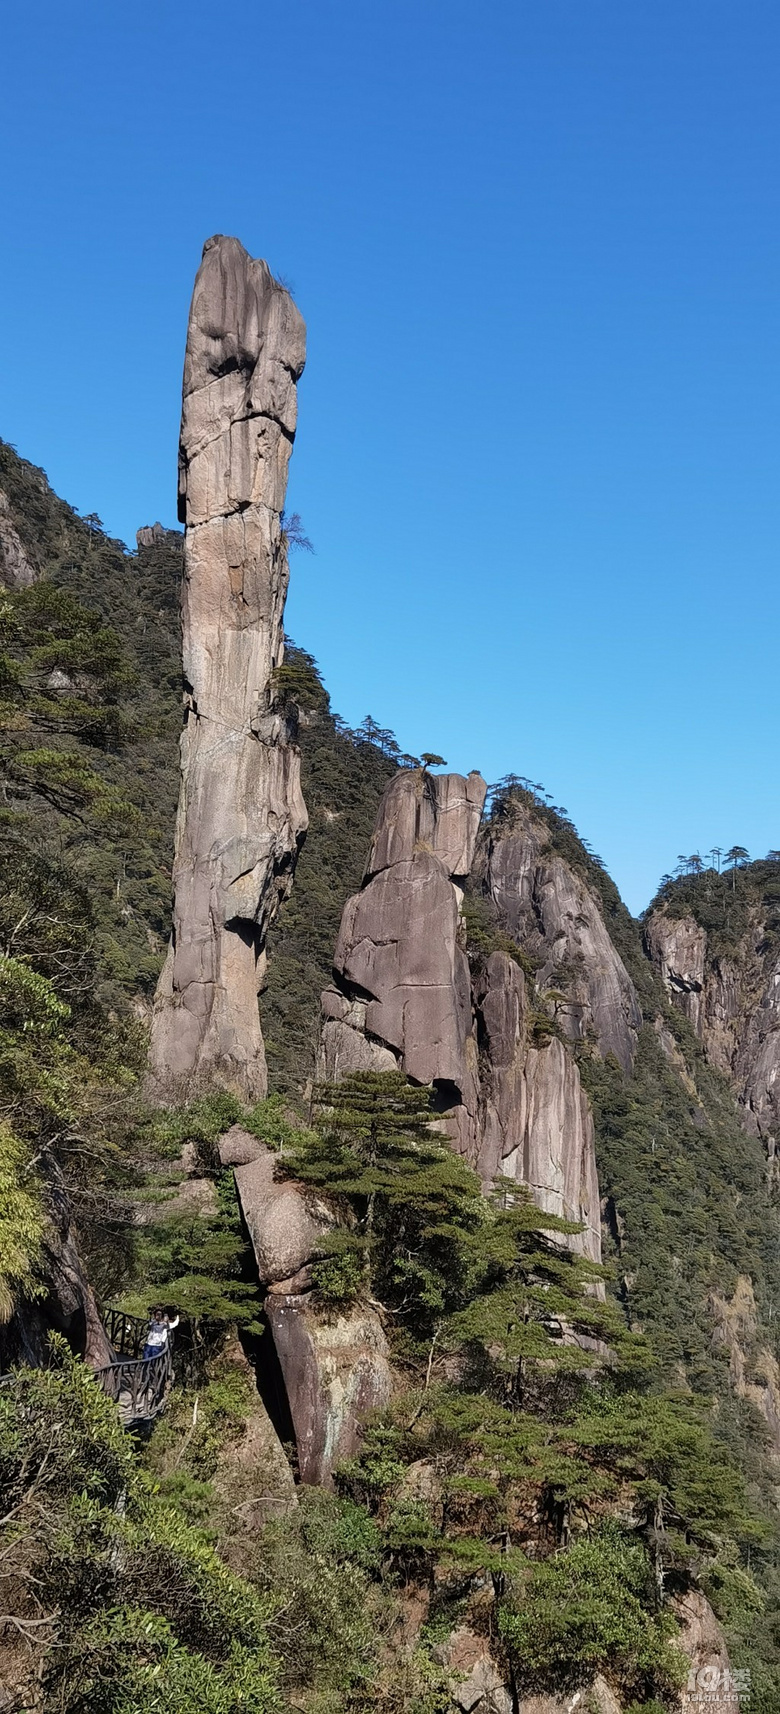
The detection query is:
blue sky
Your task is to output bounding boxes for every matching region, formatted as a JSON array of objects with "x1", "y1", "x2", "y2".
[{"x1": 1, "y1": 1, "x2": 778, "y2": 912}]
